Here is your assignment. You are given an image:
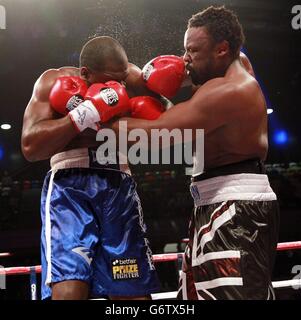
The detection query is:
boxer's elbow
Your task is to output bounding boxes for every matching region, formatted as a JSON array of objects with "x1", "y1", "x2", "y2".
[
  {"x1": 21, "y1": 141, "x2": 37, "y2": 162},
  {"x1": 21, "y1": 134, "x2": 42, "y2": 162}
]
